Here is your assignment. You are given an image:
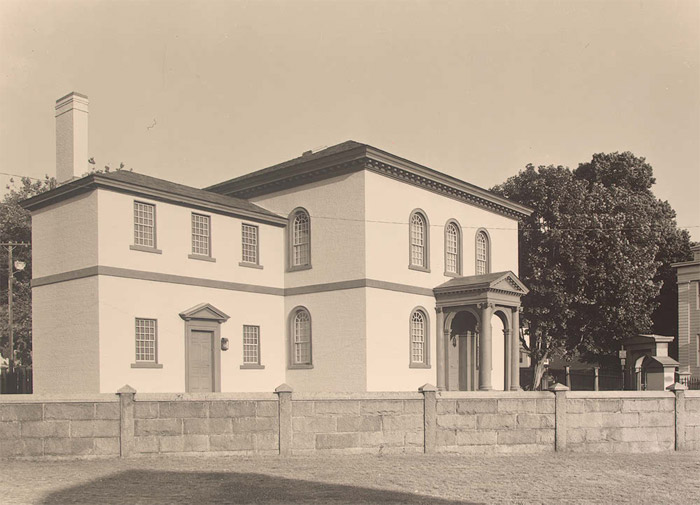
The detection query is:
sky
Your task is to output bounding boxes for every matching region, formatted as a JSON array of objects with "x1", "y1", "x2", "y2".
[{"x1": 1, "y1": 0, "x2": 698, "y2": 239}]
